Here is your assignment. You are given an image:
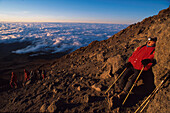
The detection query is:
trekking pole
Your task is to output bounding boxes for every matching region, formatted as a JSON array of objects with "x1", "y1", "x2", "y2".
[
  {"x1": 134, "y1": 79, "x2": 162, "y2": 113},
  {"x1": 140, "y1": 96, "x2": 153, "y2": 112},
  {"x1": 134, "y1": 86, "x2": 158, "y2": 113},
  {"x1": 122, "y1": 66, "x2": 145, "y2": 105},
  {"x1": 105, "y1": 68, "x2": 127, "y2": 94},
  {"x1": 139, "y1": 74, "x2": 169, "y2": 113}
]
